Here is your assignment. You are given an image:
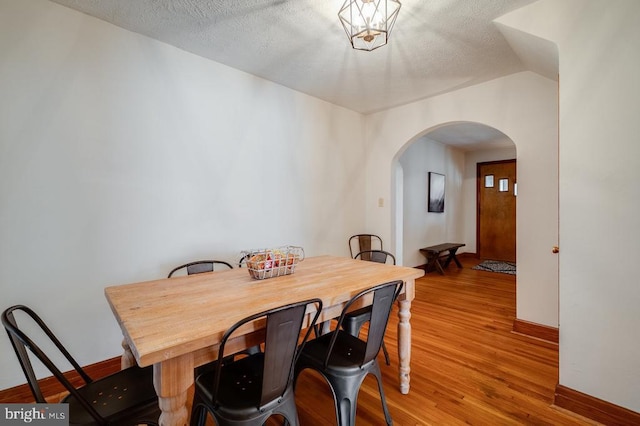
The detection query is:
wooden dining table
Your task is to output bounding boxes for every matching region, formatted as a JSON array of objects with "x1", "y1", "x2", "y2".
[{"x1": 104, "y1": 255, "x2": 424, "y2": 426}]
